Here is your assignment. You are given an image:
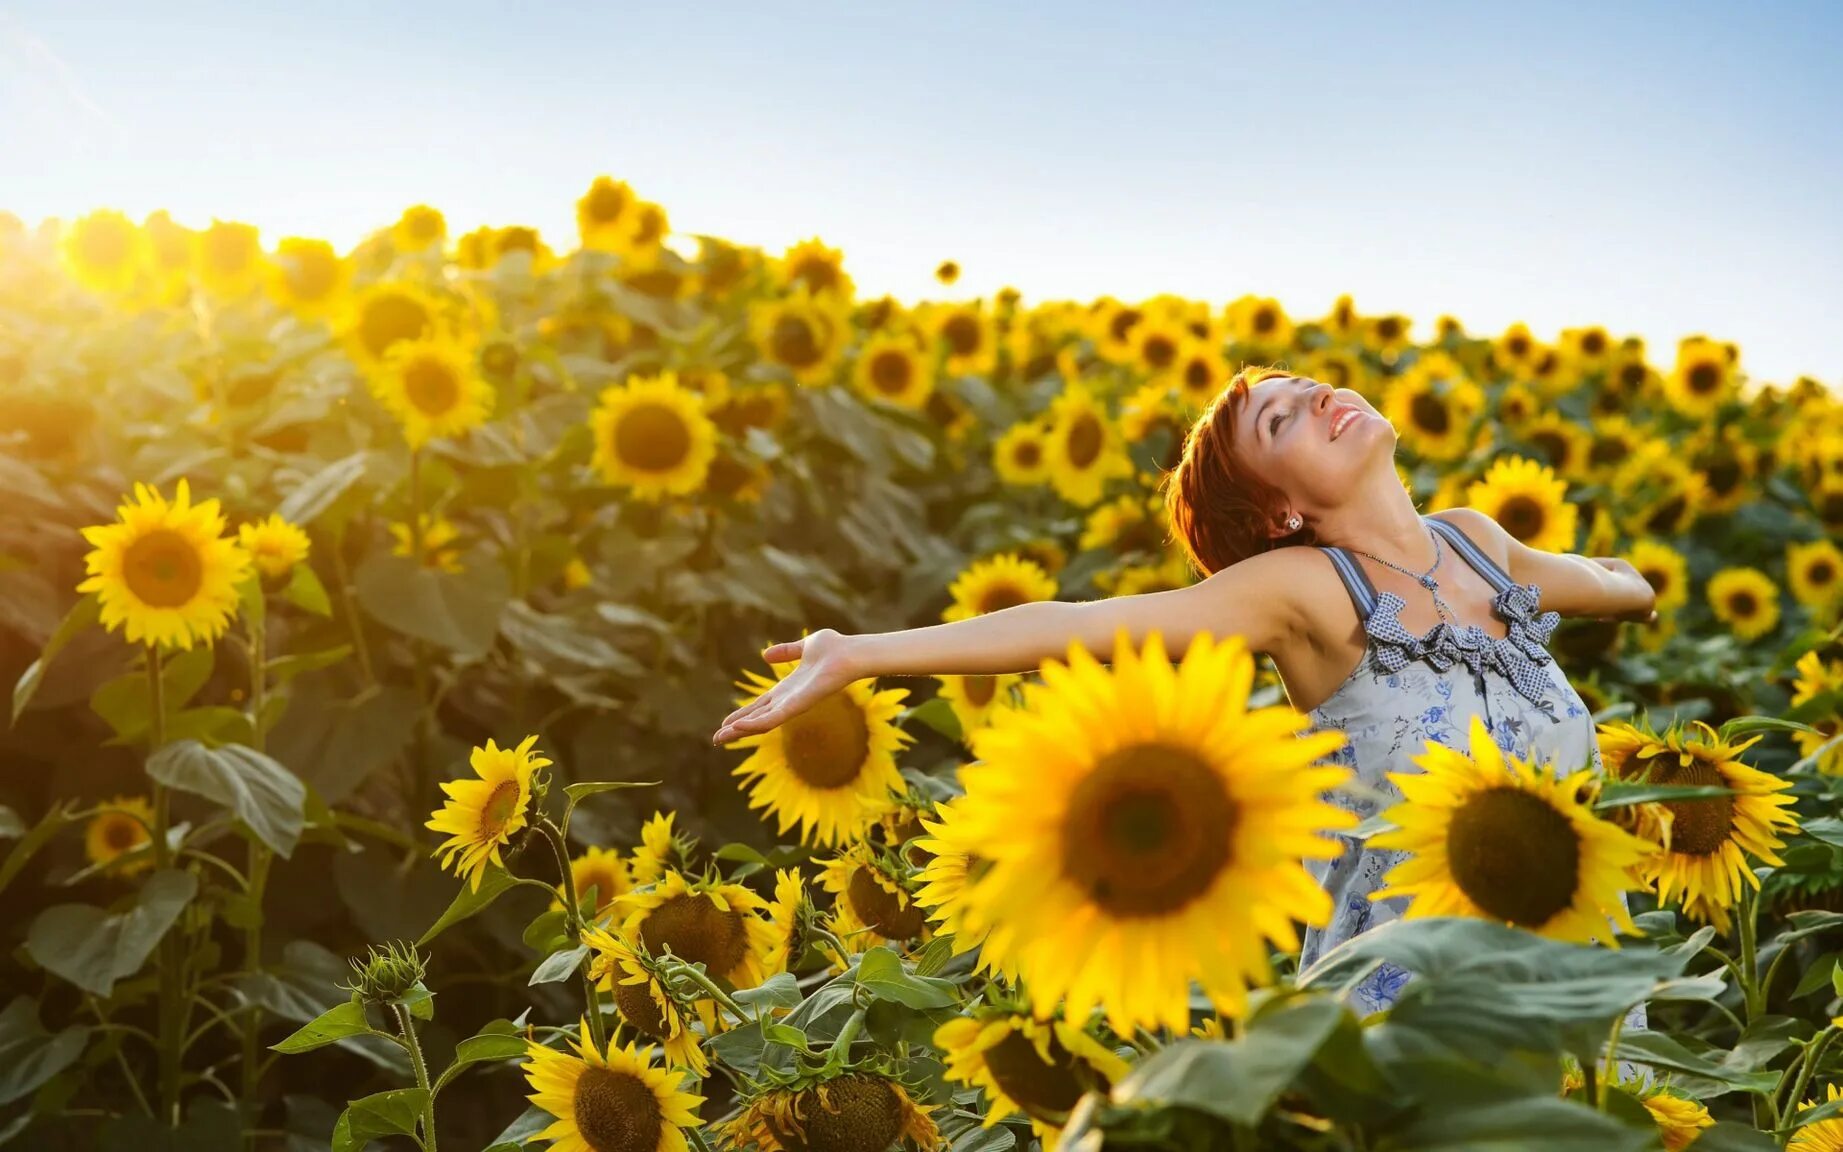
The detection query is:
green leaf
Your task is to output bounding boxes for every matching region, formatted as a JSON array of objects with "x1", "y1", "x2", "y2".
[
  {"x1": 26, "y1": 869, "x2": 198, "y2": 996},
  {"x1": 1375, "y1": 1093, "x2": 1656, "y2": 1151},
  {"x1": 284, "y1": 564, "x2": 334, "y2": 617},
  {"x1": 1719, "y1": 714, "x2": 1826, "y2": 741},
  {"x1": 855, "y1": 946, "x2": 958, "y2": 1009},
  {"x1": 276, "y1": 451, "x2": 370, "y2": 526},
  {"x1": 1690, "y1": 1121, "x2": 1777, "y2": 1151},
  {"x1": 523, "y1": 908, "x2": 570, "y2": 952},
  {"x1": 355, "y1": 553, "x2": 510, "y2": 658},
  {"x1": 418, "y1": 866, "x2": 524, "y2": 947},
  {"x1": 530, "y1": 944, "x2": 589, "y2": 986},
  {"x1": 733, "y1": 971, "x2": 804, "y2": 1012},
  {"x1": 1793, "y1": 952, "x2": 1839, "y2": 999},
  {"x1": 1831, "y1": 957, "x2": 1843, "y2": 1001},
  {"x1": 1592, "y1": 781, "x2": 1737, "y2": 809},
  {"x1": 331, "y1": 1087, "x2": 427, "y2": 1152},
  {"x1": 11, "y1": 593, "x2": 99, "y2": 724},
  {"x1": 0, "y1": 997, "x2": 88, "y2": 1105},
  {"x1": 900, "y1": 697, "x2": 963, "y2": 743},
  {"x1": 1612, "y1": 1030, "x2": 1779, "y2": 1097},
  {"x1": 434, "y1": 1020, "x2": 528, "y2": 1095},
  {"x1": 1113, "y1": 996, "x2": 1348, "y2": 1127},
  {"x1": 762, "y1": 1022, "x2": 812, "y2": 1050},
  {"x1": 146, "y1": 740, "x2": 307, "y2": 857},
  {"x1": 269, "y1": 680, "x2": 419, "y2": 806},
  {"x1": 500, "y1": 600, "x2": 645, "y2": 674},
  {"x1": 264, "y1": 645, "x2": 354, "y2": 685},
  {"x1": 397, "y1": 983, "x2": 436, "y2": 1022},
  {"x1": 1799, "y1": 819, "x2": 1843, "y2": 850},
  {"x1": 270, "y1": 1000, "x2": 373, "y2": 1054},
  {"x1": 0, "y1": 799, "x2": 81, "y2": 898}
]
